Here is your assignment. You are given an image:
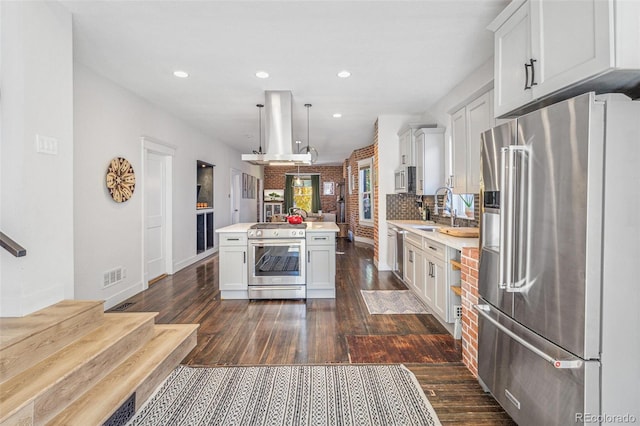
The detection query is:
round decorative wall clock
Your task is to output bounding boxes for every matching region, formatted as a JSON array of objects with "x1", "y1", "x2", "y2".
[{"x1": 106, "y1": 157, "x2": 136, "y2": 203}]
